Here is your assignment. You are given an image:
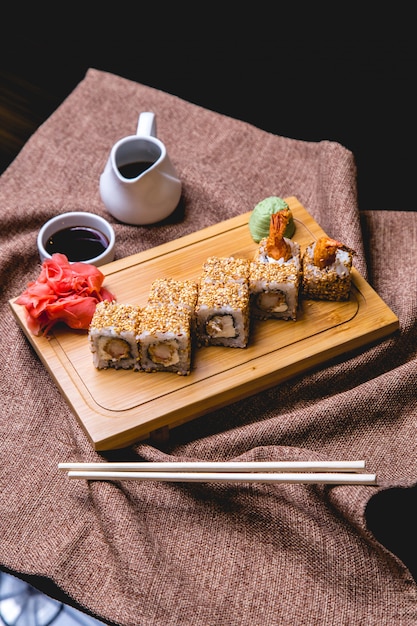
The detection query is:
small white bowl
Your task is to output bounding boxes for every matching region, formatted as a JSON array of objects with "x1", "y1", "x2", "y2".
[{"x1": 37, "y1": 212, "x2": 116, "y2": 266}]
